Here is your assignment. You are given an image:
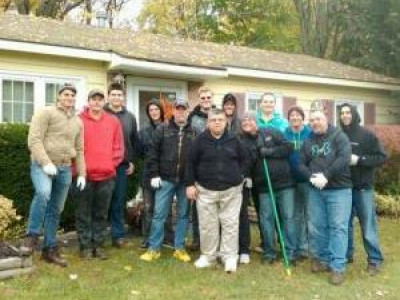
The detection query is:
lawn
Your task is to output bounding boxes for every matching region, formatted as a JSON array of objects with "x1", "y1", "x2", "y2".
[{"x1": 1, "y1": 218, "x2": 399, "y2": 300}]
